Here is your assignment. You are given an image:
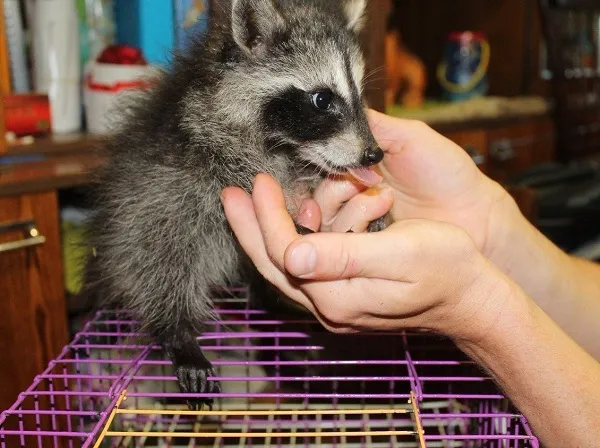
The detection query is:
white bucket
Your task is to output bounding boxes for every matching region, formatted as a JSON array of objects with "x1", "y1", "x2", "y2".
[{"x1": 83, "y1": 62, "x2": 155, "y2": 135}]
